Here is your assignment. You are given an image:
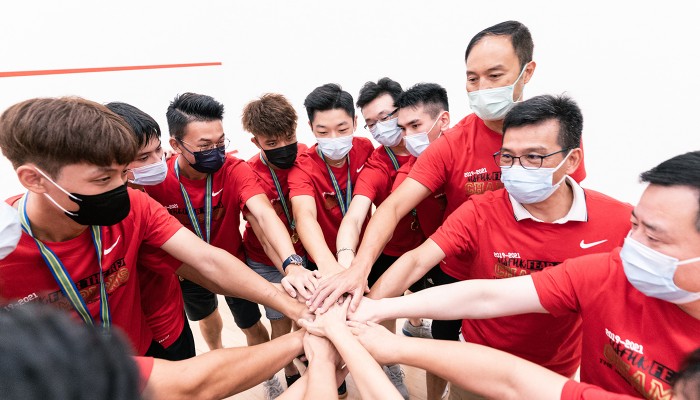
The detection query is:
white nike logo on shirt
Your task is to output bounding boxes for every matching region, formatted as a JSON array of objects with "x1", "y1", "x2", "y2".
[
  {"x1": 356, "y1": 165, "x2": 364, "y2": 173},
  {"x1": 579, "y1": 239, "x2": 608, "y2": 249},
  {"x1": 213, "y1": 188, "x2": 224, "y2": 197},
  {"x1": 104, "y1": 235, "x2": 121, "y2": 256}
]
